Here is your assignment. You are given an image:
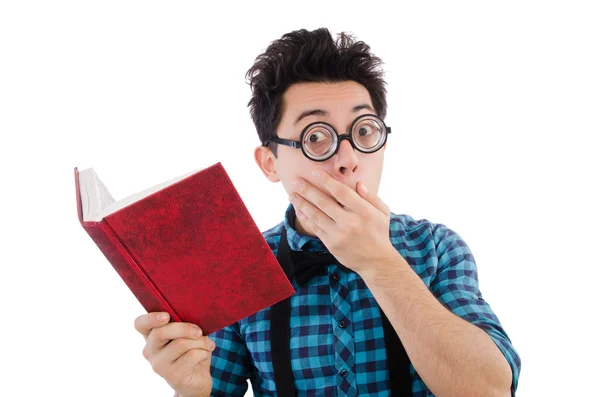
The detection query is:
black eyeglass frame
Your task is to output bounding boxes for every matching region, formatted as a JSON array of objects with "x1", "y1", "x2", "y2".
[{"x1": 262, "y1": 113, "x2": 392, "y2": 162}]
